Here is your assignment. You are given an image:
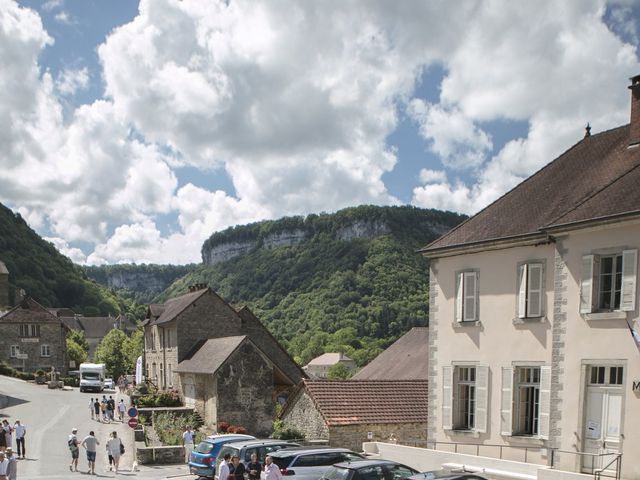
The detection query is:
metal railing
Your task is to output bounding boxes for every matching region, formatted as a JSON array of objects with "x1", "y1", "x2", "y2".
[{"x1": 549, "y1": 449, "x2": 622, "y2": 480}]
